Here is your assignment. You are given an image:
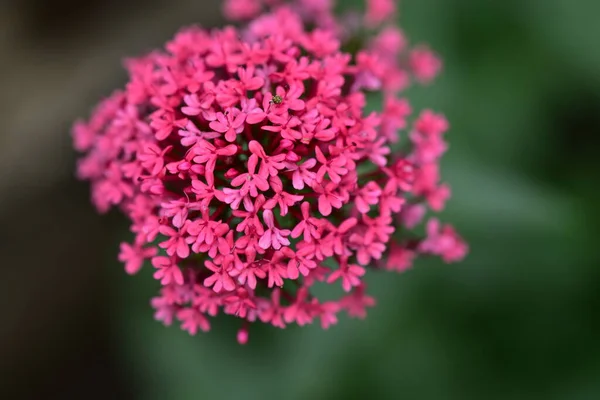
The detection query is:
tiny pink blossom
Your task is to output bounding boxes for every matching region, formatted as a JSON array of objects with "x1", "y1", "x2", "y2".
[
  {"x1": 314, "y1": 182, "x2": 344, "y2": 216},
  {"x1": 410, "y1": 47, "x2": 442, "y2": 84},
  {"x1": 177, "y1": 307, "x2": 211, "y2": 335},
  {"x1": 327, "y1": 258, "x2": 366, "y2": 292},
  {"x1": 365, "y1": 0, "x2": 396, "y2": 27},
  {"x1": 208, "y1": 108, "x2": 247, "y2": 142},
  {"x1": 118, "y1": 241, "x2": 157, "y2": 275},
  {"x1": 355, "y1": 182, "x2": 382, "y2": 214},
  {"x1": 223, "y1": 0, "x2": 262, "y2": 21},
  {"x1": 236, "y1": 326, "x2": 250, "y2": 344},
  {"x1": 386, "y1": 244, "x2": 415, "y2": 273},
  {"x1": 204, "y1": 260, "x2": 236, "y2": 293},
  {"x1": 231, "y1": 154, "x2": 269, "y2": 197},
  {"x1": 151, "y1": 295, "x2": 177, "y2": 326},
  {"x1": 290, "y1": 158, "x2": 317, "y2": 190},
  {"x1": 400, "y1": 203, "x2": 426, "y2": 229},
  {"x1": 159, "y1": 223, "x2": 190, "y2": 258},
  {"x1": 151, "y1": 256, "x2": 184, "y2": 286},
  {"x1": 291, "y1": 202, "x2": 325, "y2": 242},
  {"x1": 420, "y1": 218, "x2": 468, "y2": 263},
  {"x1": 258, "y1": 209, "x2": 291, "y2": 250}
]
